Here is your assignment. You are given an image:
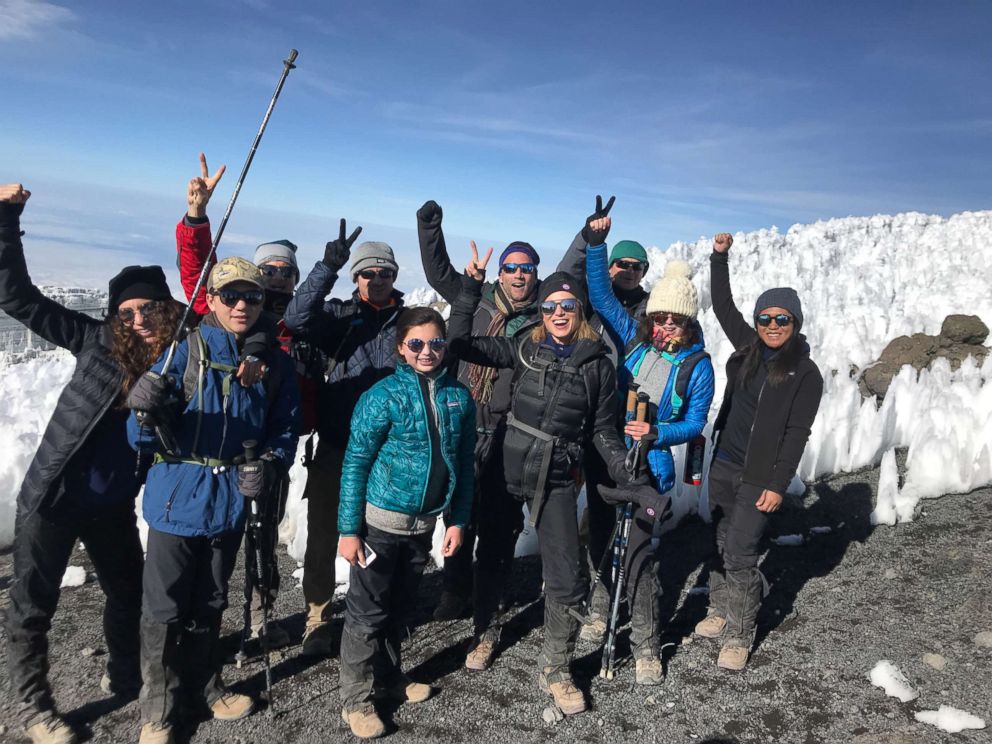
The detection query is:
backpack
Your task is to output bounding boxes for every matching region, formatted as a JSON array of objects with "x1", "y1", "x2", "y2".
[{"x1": 623, "y1": 336, "x2": 708, "y2": 421}]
